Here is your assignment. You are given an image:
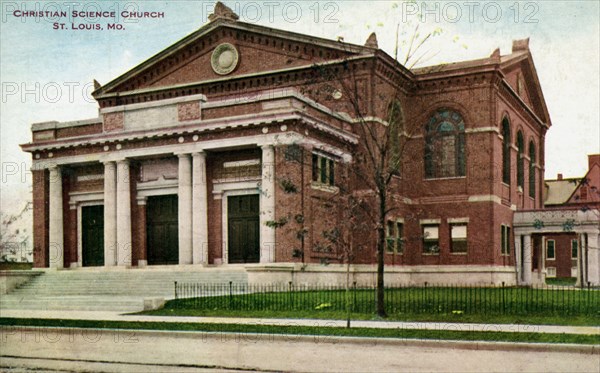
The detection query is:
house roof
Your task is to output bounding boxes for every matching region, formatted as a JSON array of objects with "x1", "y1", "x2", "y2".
[{"x1": 544, "y1": 179, "x2": 580, "y2": 205}]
